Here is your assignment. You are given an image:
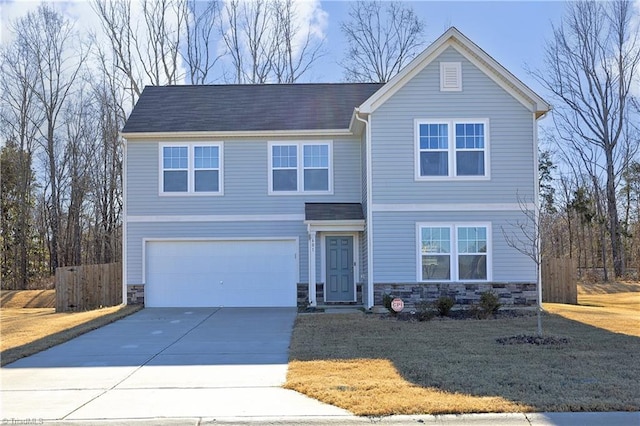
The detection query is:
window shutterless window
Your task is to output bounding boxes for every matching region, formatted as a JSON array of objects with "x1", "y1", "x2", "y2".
[
  {"x1": 415, "y1": 120, "x2": 489, "y2": 179},
  {"x1": 160, "y1": 143, "x2": 223, "y2": 195},
  {"x1": 418, "y1": 223, "x2": 490, "y2": 282},
  {"x1": 269, "y1": 141, "x2": 332, "y2": 194}
]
